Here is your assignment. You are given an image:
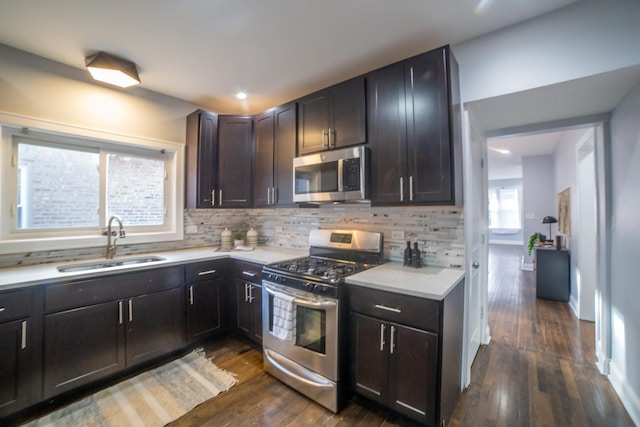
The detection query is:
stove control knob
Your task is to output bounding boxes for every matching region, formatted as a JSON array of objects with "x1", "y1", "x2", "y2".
[{"x1": 304, "y1": 282, "x2": 314, "y2": 290}]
